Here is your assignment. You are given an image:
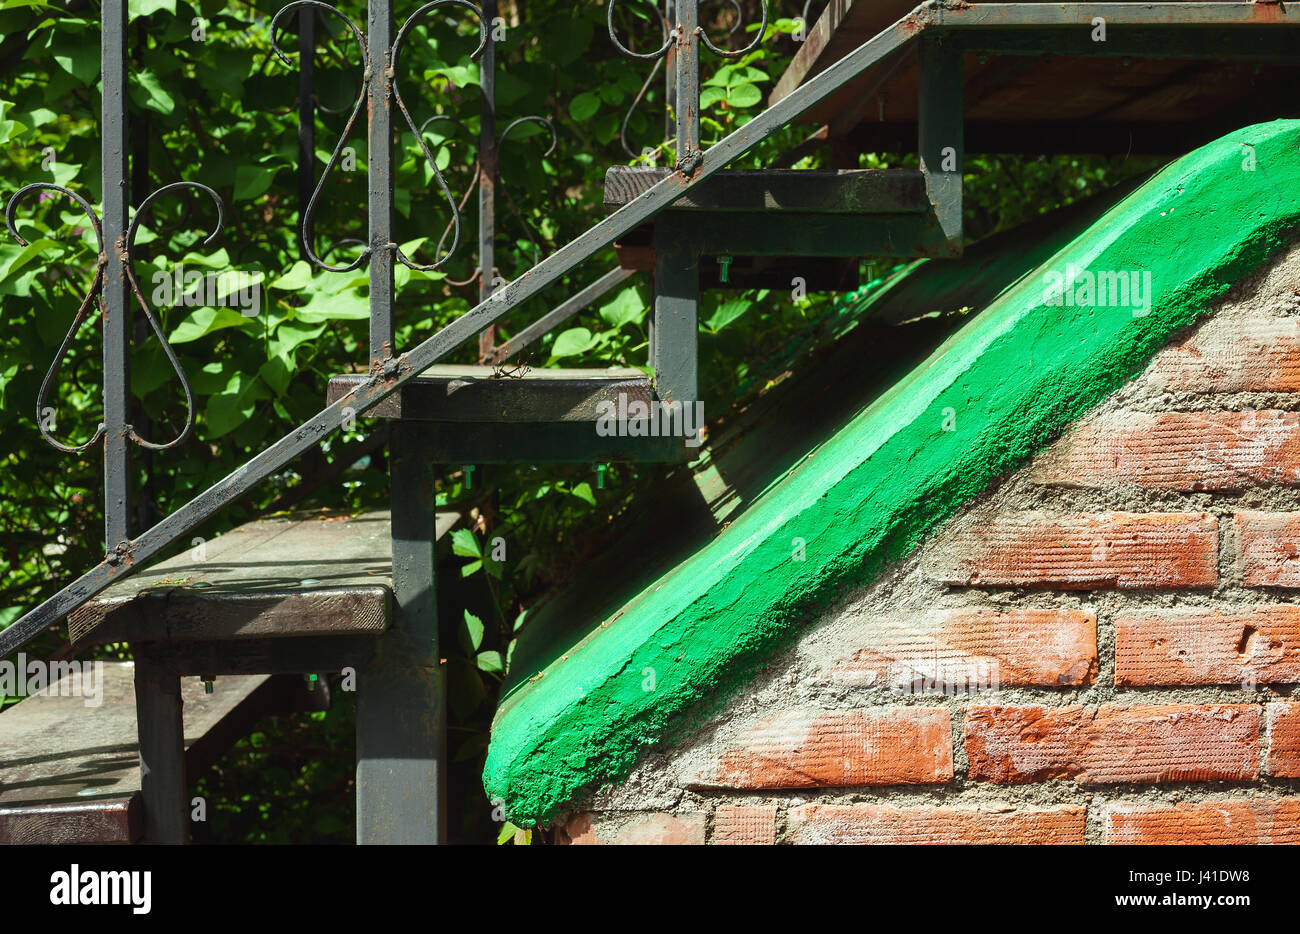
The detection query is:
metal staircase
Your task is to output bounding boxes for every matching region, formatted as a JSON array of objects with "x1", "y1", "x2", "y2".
[{"x1": 2, "y1": 0, "x2": 1297, "y2": 843}]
